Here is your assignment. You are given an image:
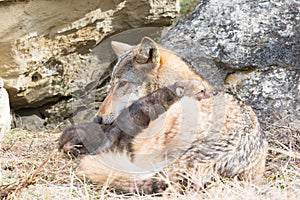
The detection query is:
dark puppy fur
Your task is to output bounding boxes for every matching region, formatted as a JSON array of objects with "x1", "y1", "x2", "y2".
[
  {"x1": 58, "y1": 80, "x2": 208, "y2": 156},
  {"x1": 58, "y1": 122, "x2": 108, "y2": 156}
]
